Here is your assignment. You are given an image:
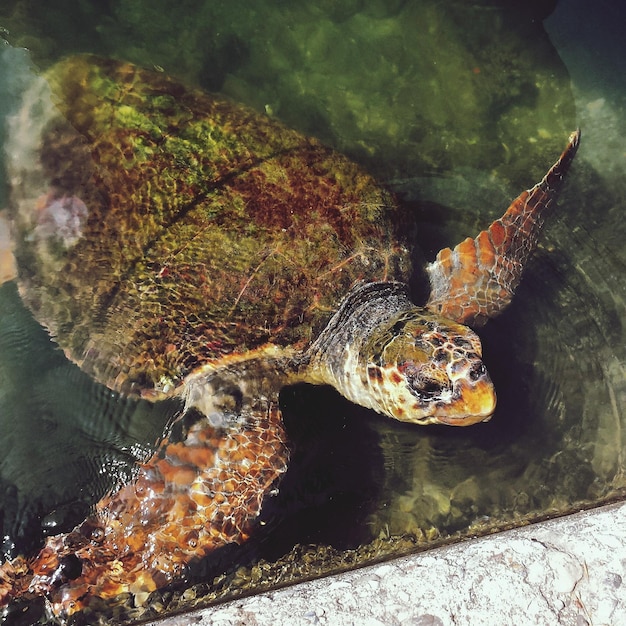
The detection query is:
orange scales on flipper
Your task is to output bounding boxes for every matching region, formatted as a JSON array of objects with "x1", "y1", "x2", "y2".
[{"x1": 426, "y1": 129, "x2": 580, "y2": 326}]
